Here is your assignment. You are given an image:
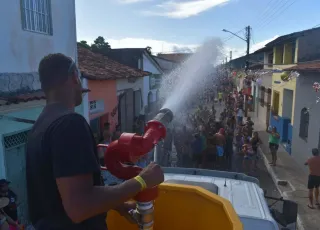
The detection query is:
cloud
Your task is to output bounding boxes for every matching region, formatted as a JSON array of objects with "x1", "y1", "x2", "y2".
[
  {"x1": 82, "y1": 37, "x2": 199, "y2": 54},
  {"x1": 118, "y1": 0, "x2": 153, "y2": 3},
  {"x1": 223, "y1": 35, "x2": 279, "y2": 59},
  {"x1": 143, "y1": 0, "x2": 230, "y2": 19}
]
